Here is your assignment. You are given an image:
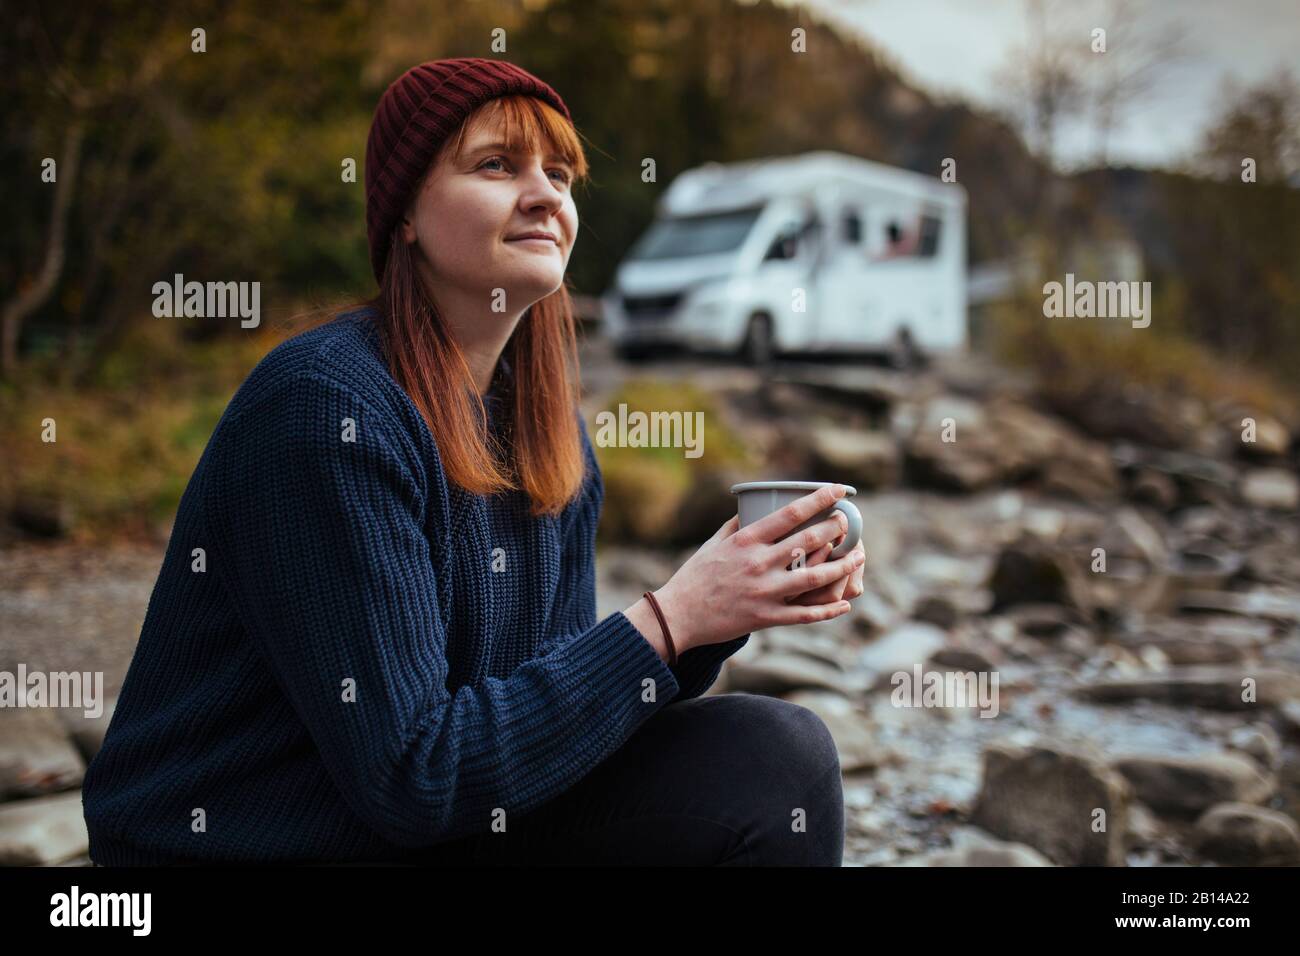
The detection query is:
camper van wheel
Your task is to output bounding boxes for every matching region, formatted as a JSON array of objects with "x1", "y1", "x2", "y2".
[
  {"x1": 887, "y1": 328, "x2": 923, "y2": 370},
  {"x1": 741, "y1": 314, "x2": 774, "y2": 367}
]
